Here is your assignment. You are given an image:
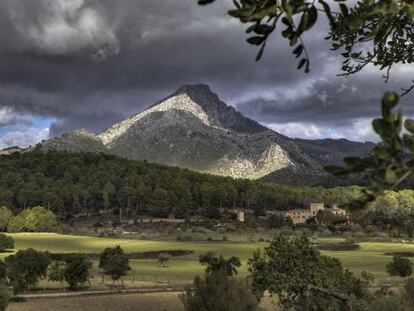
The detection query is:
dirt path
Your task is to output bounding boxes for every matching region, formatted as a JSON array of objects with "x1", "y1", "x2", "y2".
[{"x1": 15, "y1": 286, "x2": 186, "y2": 299}]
